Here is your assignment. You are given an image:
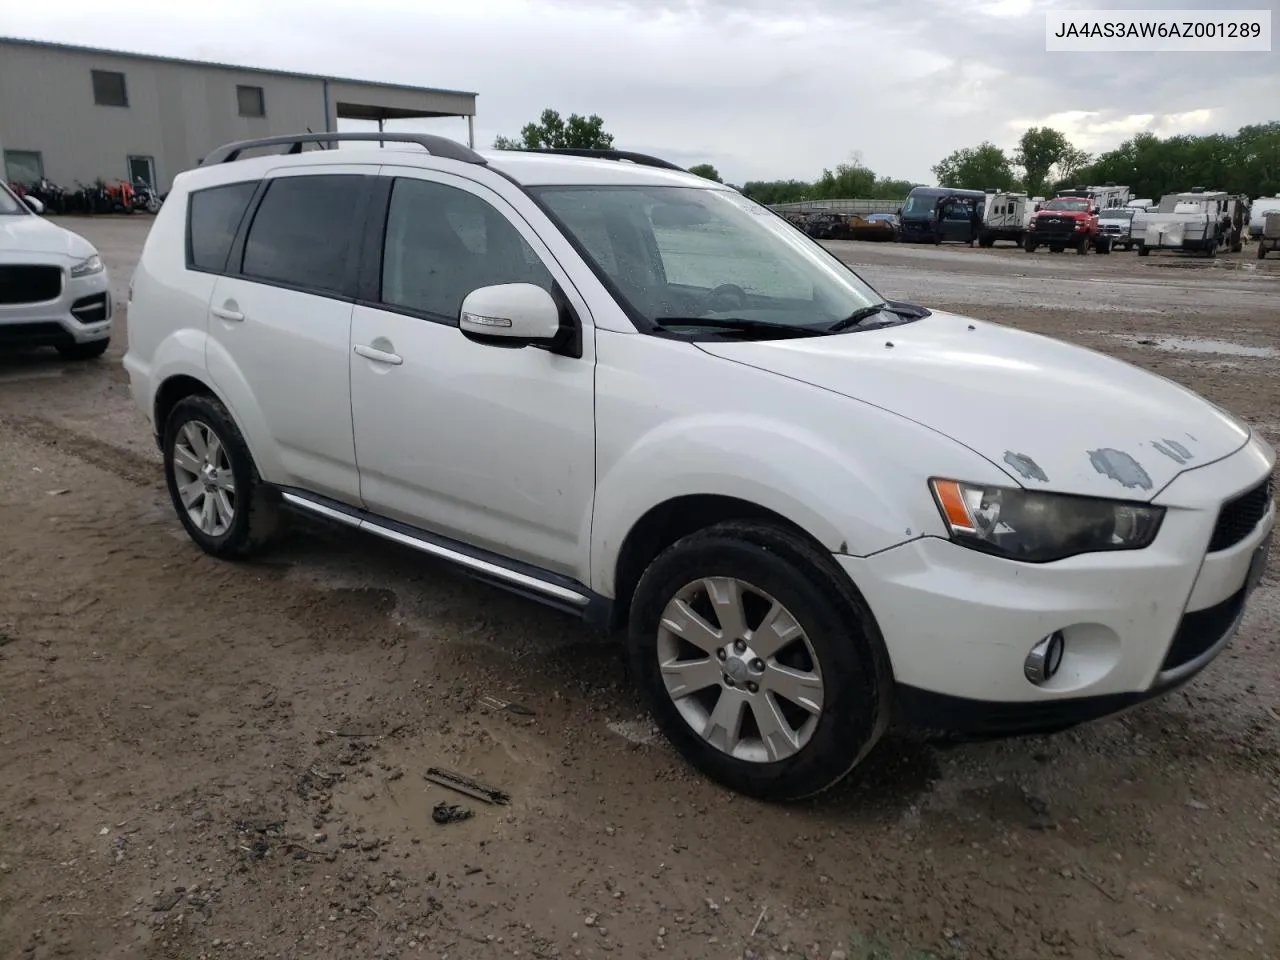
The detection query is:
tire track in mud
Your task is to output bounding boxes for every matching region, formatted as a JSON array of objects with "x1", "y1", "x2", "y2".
[{"x1": 0, "y1": 414, "x2": 160, "y2": 489}]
